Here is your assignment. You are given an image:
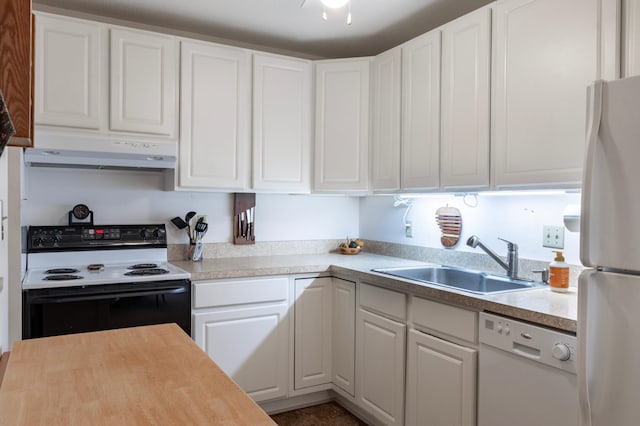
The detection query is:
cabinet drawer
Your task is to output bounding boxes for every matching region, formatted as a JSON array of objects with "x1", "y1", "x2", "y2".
[
  {"x1": 360, "y1": 283, "x2": 406, "y2": 321},
  {"x1": 411, "y1": 297, "x2": 477, "y2": 343},
  {"x1": 193, "y1": 277, "x2": 288, "y2": 309}
]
